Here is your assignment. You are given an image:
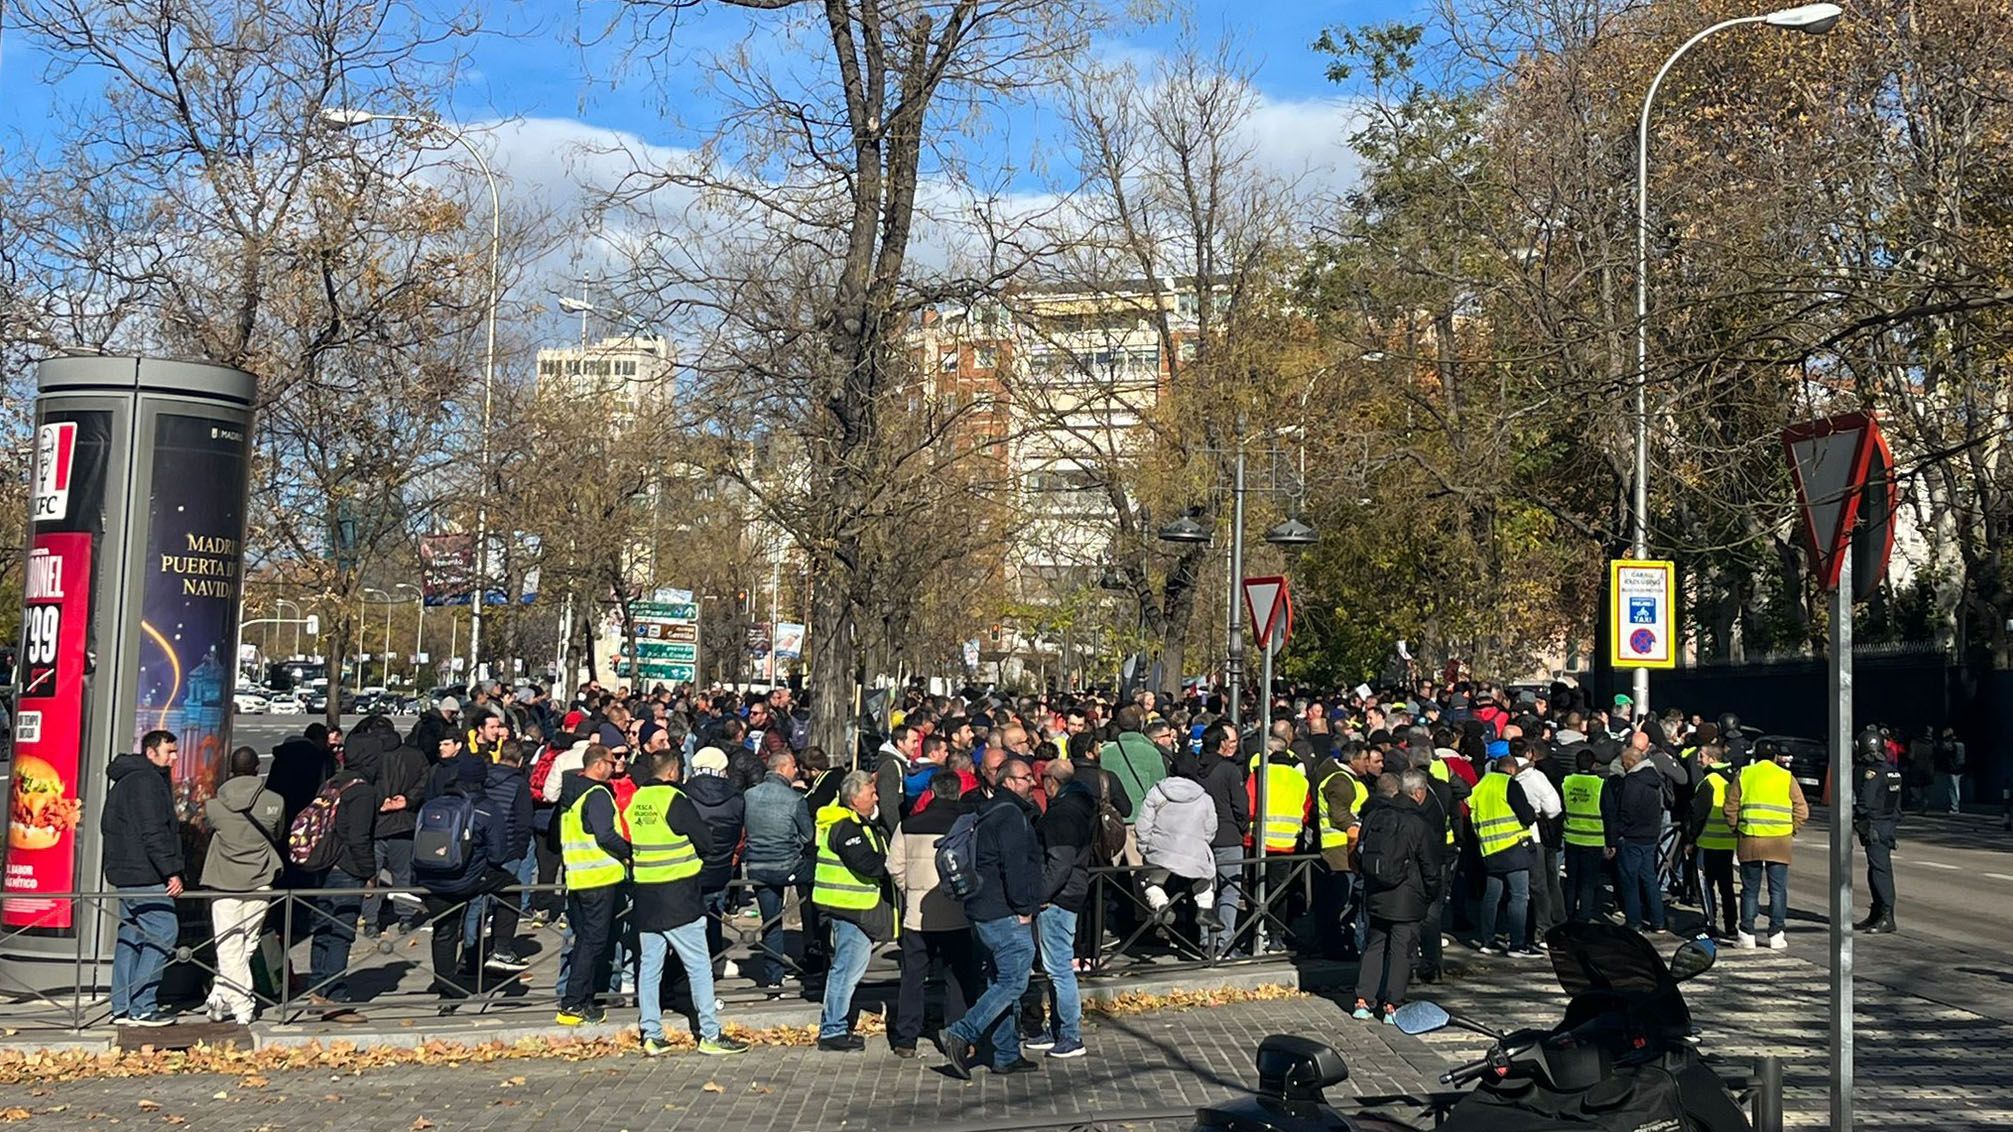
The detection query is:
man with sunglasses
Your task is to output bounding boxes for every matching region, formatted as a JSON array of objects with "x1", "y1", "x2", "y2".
[{"x1": 940, "y1": 757, "x2": 1044, "y2": 1079}]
